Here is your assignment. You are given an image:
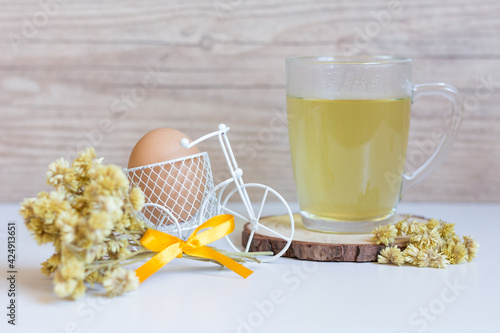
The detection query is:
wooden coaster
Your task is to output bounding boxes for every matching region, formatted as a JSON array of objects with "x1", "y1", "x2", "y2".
[{"x1": 242, "y1": 214, "x2": 429, "y2": 262}]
